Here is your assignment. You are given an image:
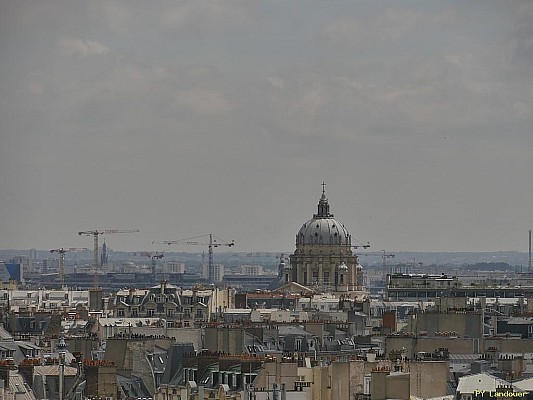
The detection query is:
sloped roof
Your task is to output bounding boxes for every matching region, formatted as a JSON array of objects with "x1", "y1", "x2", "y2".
[
  {"x1": 272, "y1": 281, "x2": 313, "y2": 294},
  {"x1": 507, "y1": 317, "x2": 533, "y2": 325},
  {"x1": 117, "y1": 373, "x2": 151, "y2": 399},
  {"x1": 8, "y1": 370, "x2": 36, "y2": 400},
  {"x1": 457, "y1": 372, "x2": 514, "y2": 394},
  {"x1": 98, "y1": 317, "x2": 160, "y2": 327},
  {"x1": 277, "y1": 325, "x2": 313, "y2": 337},
  {"x1": 513, "y1": 376, "x2": 533, "y2": 391},
  {"x1": 34, "y1": 365, "x2": 78, "y2": 377},
  {"x1": 0, "y1": 324, "x2": 13, "y2": 341}
]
